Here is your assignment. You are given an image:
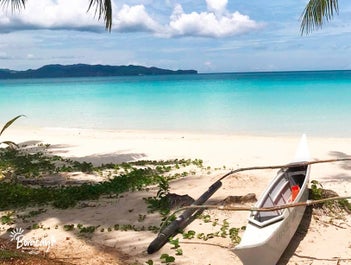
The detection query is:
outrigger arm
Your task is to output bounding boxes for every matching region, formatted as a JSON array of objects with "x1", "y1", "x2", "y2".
[{"x1": 147, "y1": 158, "x2": 351, "y2": 254}]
